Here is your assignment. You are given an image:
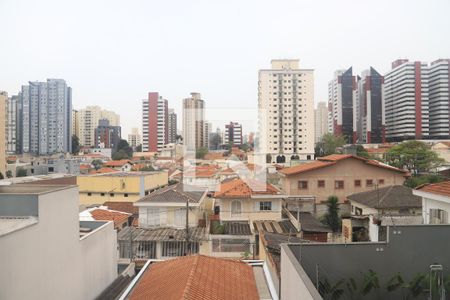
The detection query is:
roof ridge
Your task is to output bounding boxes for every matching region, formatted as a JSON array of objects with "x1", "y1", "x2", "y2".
[
  {"x1": 182, "y1": 255, "x2": 200, "y2": 299},
  {"x1": 378, "y1": 185, "x2": 394, "y2": 206}
]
